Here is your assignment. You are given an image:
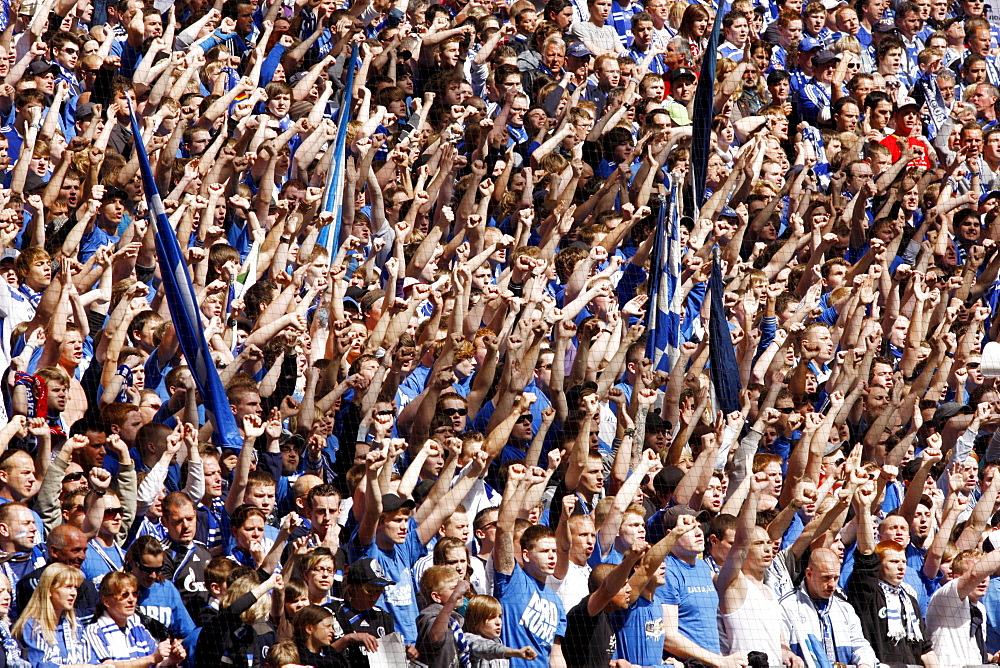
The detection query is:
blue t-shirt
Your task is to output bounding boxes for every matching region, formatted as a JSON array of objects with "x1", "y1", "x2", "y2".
[
  {"x1": 494, "y1": 564, "x2": 566, "y2": 668},
  {"x1": 611, "y1": 594, "x2": 665, "y2": 666},
  {"x1": 348, "y1": 517, "x2": 427, "y2": 643},
  {"x1": 81, "y1": 540, "x2": 125, "y2": 587},
  {"x1": 660, "y1": 554, "x2": 720, "y2": 654},
  {"x1": 137, "y1": 580, "x2": 196, "y2": 640}
]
